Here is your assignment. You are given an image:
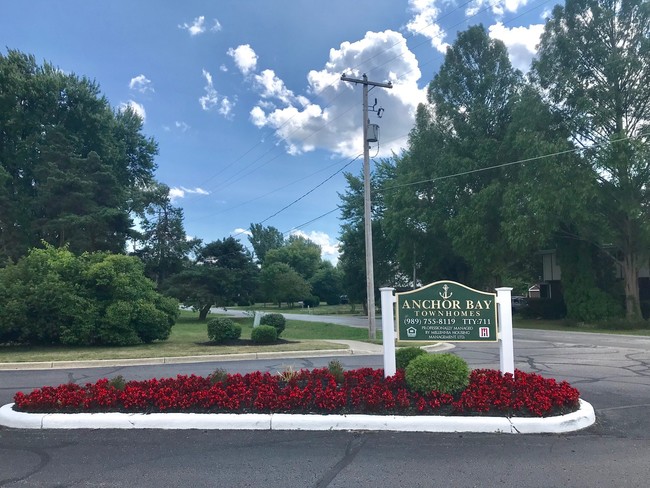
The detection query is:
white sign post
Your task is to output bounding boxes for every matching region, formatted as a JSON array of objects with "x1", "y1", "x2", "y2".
[
  {"x1": 379, "y1": 287, "x2": 397, "y2": 377},
  {"x1": 495, "y1": 287, "x2": 515, "y2": 376}
]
